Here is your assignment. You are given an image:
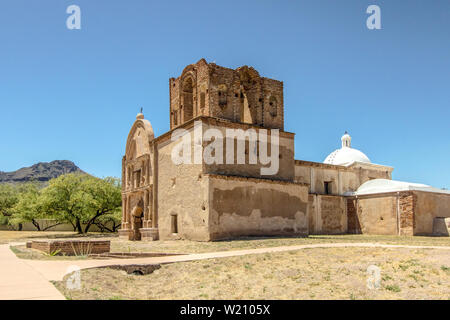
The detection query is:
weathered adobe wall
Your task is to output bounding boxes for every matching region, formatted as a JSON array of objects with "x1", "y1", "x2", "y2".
[
  {"x1": 347, "y1": 194, "x2": 398, "y2": 235},
  {"x1": 156, "y1": 128, "x2": 210, "y2": 241},
  {"x1": 356, "y1": 167, "x2": 392, "y2": 185},
  {"x1": 207, "y1": 174, "x2": 309, "y2": 240},
  {"x1": 294, "y1": 161, "x2": 359, "y2": 195},
  {"x1": 347, "y1": 191, "x2": 417, "y2": 236},
  {"x1": 413, "y1": 191, "x2": 450, "y2": 235},
  {"x1": 294, "y1": 161, "x2": 391, "y2": 195},
  {"x1": 202, "y1": 119, "x2": 295, "y2": 181},
  {"x1": 308, "y1": 194, "x2": 347, "y2": 234}
]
